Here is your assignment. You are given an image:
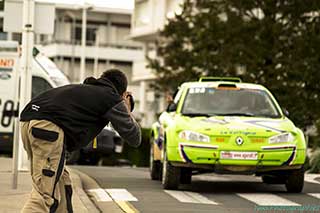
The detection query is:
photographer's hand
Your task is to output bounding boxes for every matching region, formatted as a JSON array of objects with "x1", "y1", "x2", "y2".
[{"x1": 122, "y1": 91, "x2": 132, "y2": 113}]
